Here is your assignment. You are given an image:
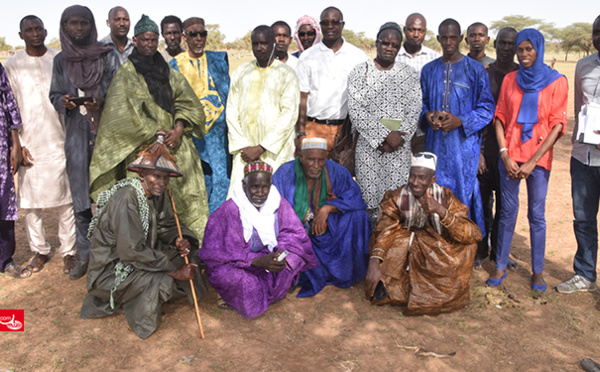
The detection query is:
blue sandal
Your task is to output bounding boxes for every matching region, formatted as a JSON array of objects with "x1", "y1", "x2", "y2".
[
  {"x1": 486, "y1": 272, "x2": 507, "y2": 287},
  {"x1": 531, "y1": 276, "x2": 547, "y2": 292}
]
